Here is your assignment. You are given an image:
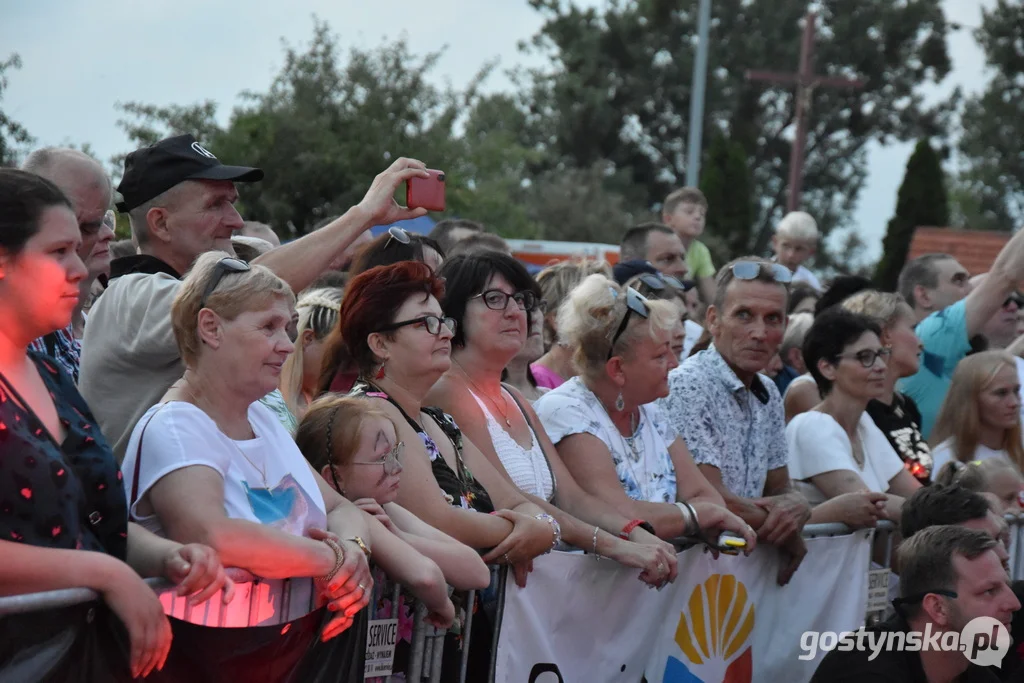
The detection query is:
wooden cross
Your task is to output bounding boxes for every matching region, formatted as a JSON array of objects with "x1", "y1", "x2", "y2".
[{"x1": 746, "y1": 11, "x2": 865, "y2": 212}]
